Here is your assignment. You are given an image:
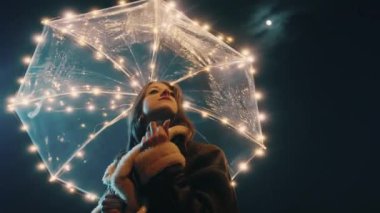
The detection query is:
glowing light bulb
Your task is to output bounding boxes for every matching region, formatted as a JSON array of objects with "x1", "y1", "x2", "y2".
[
  {"x1": 266, "y1": 20, "x2": 272, "y2": 26},
  {"x1": 95, "y1": 52, "x2": 104, "y2": 60},
  {"x1": 226, "y1": 36, "x2": 234, "y2": 43},
  {"x1": 80, "y1": 123, "x2": 86, "y2": 128},
  {"x1": 90, "y1": 9, "x2": 99, "y2": 15},
  {"x1": 17, "y1": 77, "x2": 25, "y2": 84},
  {"x1": 64, "y1": 164, "x2": 71, "y2": 171},
  {"x1": 66, "y1": 182, "x2": 74, "y2": 189},
  {"x1": 255, "y1": 148, "x2": 265, "y2": 157},
  {"x1": 76, "y1": 151, "x2": 84, "y2": 158},
  {"x1": 49, "y1": 176, "x2": 57, "y2": 182},
  {"x1": 41, "y1": 18, "x2": 50, "y2": 25},
  {"x1": 86, "y1": 193, "x2": 98, "y2": 202},
  {"x1": 6, "y1": 105, "x2": 15, "y2": 113},
  {"x1": 92, "y1": 87, "x2": 101, "y2": 95},
  {"x1": 87, "y1": 104, "x2": 95, "y2": 111},
  {"x1": 183, "y1": 101, "x2": 190, "y2": 109},
  {"x1": 20, "y1": 125, "x2": 28, "y2": 132},
  {"x1": 246, "y1": 56, "x2": 255, "y2": 63},
  {"x1": 238, "y1": 162, "x2": 249, "y2": 171},
  {"x1": 249, "y1": 67, "x2": 256, "y2": 75},
  {"x1": 28, "y1": 145, "x2": 38, "y2": 153},
  {"x1": 22, "y1": 56, "x2": 32, "y2": 65},
  {"x1": 241, "y1": 49, "x2": 250, "y2": 56},
  {"x1": 65, "y1": 106, "x2": 74, "y2": 113},
  {"x1": 151, "y1": 43, "x2": 158, "y2": 51},
  {"x1": 201, "y1": 111, "x2": 209, "y2": 118},
  {"x1": 202, "y1": 24, "x2": 210, "y2": 31},
  {"x1": 78, "y1": 37, "x2": 86, "y2": 46},
  {"x1": 21, "y1": 98, "x2": 30, "y2": 106},
  {"x1": 221, "y1": 118, "x2": 229, "y2": 124},
  {"x1": 115, "y1": 93, "x2": 122, "y2": 100},
  {"x1": 259, "y1": 113, "x2": 266, "y2": 121},
  {"x1": 7, "y1": 97, "x2": 16, "y2": 104},
  {"x1": 37, "y1": 163, "x2": 46, "y2": 171},
  {"x1": 255, "y1": 92, "x2": 263, "y2": 100},
  {"x1": 238, "y1": 125, "x2": 246, "y2": 133},
  {"x1": 64, "y1": 11, "x2": 75, "y2": 19},
  {"x1": 33, "y1": 34, "x2": 44, "y2": 44},
  {"x1": 167, "y1": 1, "x2": 176, "y2": 9},
  {"x1": 130, "y1": 80, "x2": 139, "y2": 88},
  {"x1": 230, "y1": 181, "x2": 237, "y2": 187},
  {"x1": 118, "y1": 0, "x2": 127, "y2": 5},
  {"x1": 258, "y1": 134, "x2": 266, "y2": 142},
  {"x1": 70, "y1": 87, "x2": 79, "y2": 98}
]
